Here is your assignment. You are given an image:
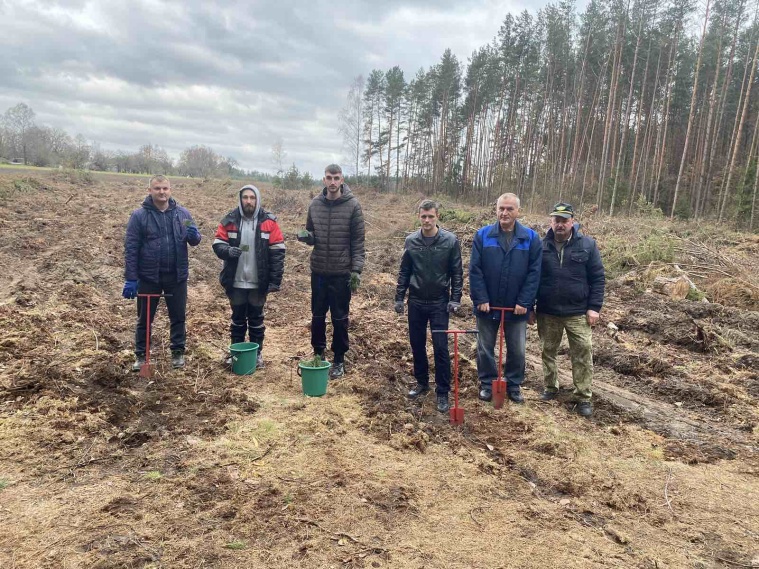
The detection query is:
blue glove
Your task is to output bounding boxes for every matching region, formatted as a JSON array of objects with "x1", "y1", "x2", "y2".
[
  {"x1": 447, "y1": 301, "x2": 461, "y2": 314},
  {"x1": 122, "y1": 280, "x2": 138, "y2": 299},
  {"x1": 394, "y1": 301, "x2": 404, "y2": 314},
  {"x1": 186, "y1": 225, "x2": 201, "y2": 242}
]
